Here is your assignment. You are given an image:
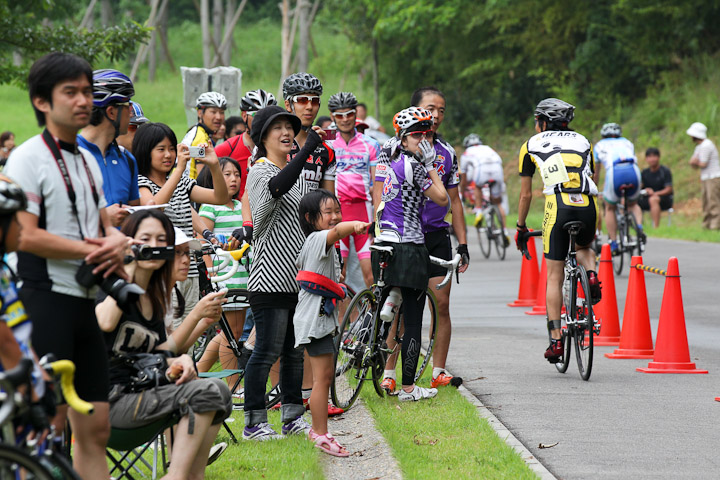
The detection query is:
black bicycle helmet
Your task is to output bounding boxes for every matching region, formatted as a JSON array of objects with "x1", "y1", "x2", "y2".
[
  {"x1": 282, "y1": 72, "x2": 323, "y2": 99},
  {"x1": 534, "y1": 98, "x2": 575, "y2": 123},
  {"x1": 327, "y1": 92, "x2": 358, "y2": 112},
  {"x1": 240, "y1": 89, "x2": 277, "y2": 112}
]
